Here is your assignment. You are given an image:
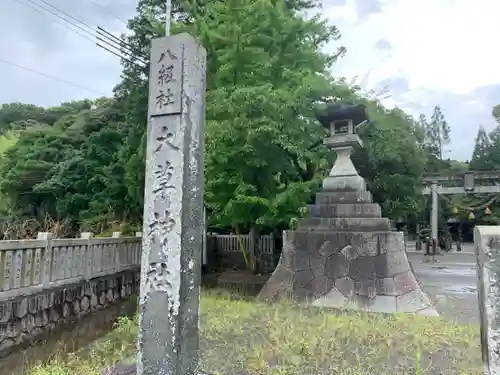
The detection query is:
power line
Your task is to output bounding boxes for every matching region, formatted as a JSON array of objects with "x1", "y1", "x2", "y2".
[
  {"x1": 12, "y1": 0, "x2": 146, "y2": 67},
  {"x1": 35, "y1": 0, "x2": 147, "y2": 63},
  {"x1": 96, "y1": 26, "x2": 148, "y2": 65},
  {"x1": 13, "y1": 0, "x2": 97, "y2": 45},
  {"x1": 87, "y1": 0, "x2": 129, "y2": 26},
  {"x1": 0, "y1": 58, "x2": 106, "y2": 96}
]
